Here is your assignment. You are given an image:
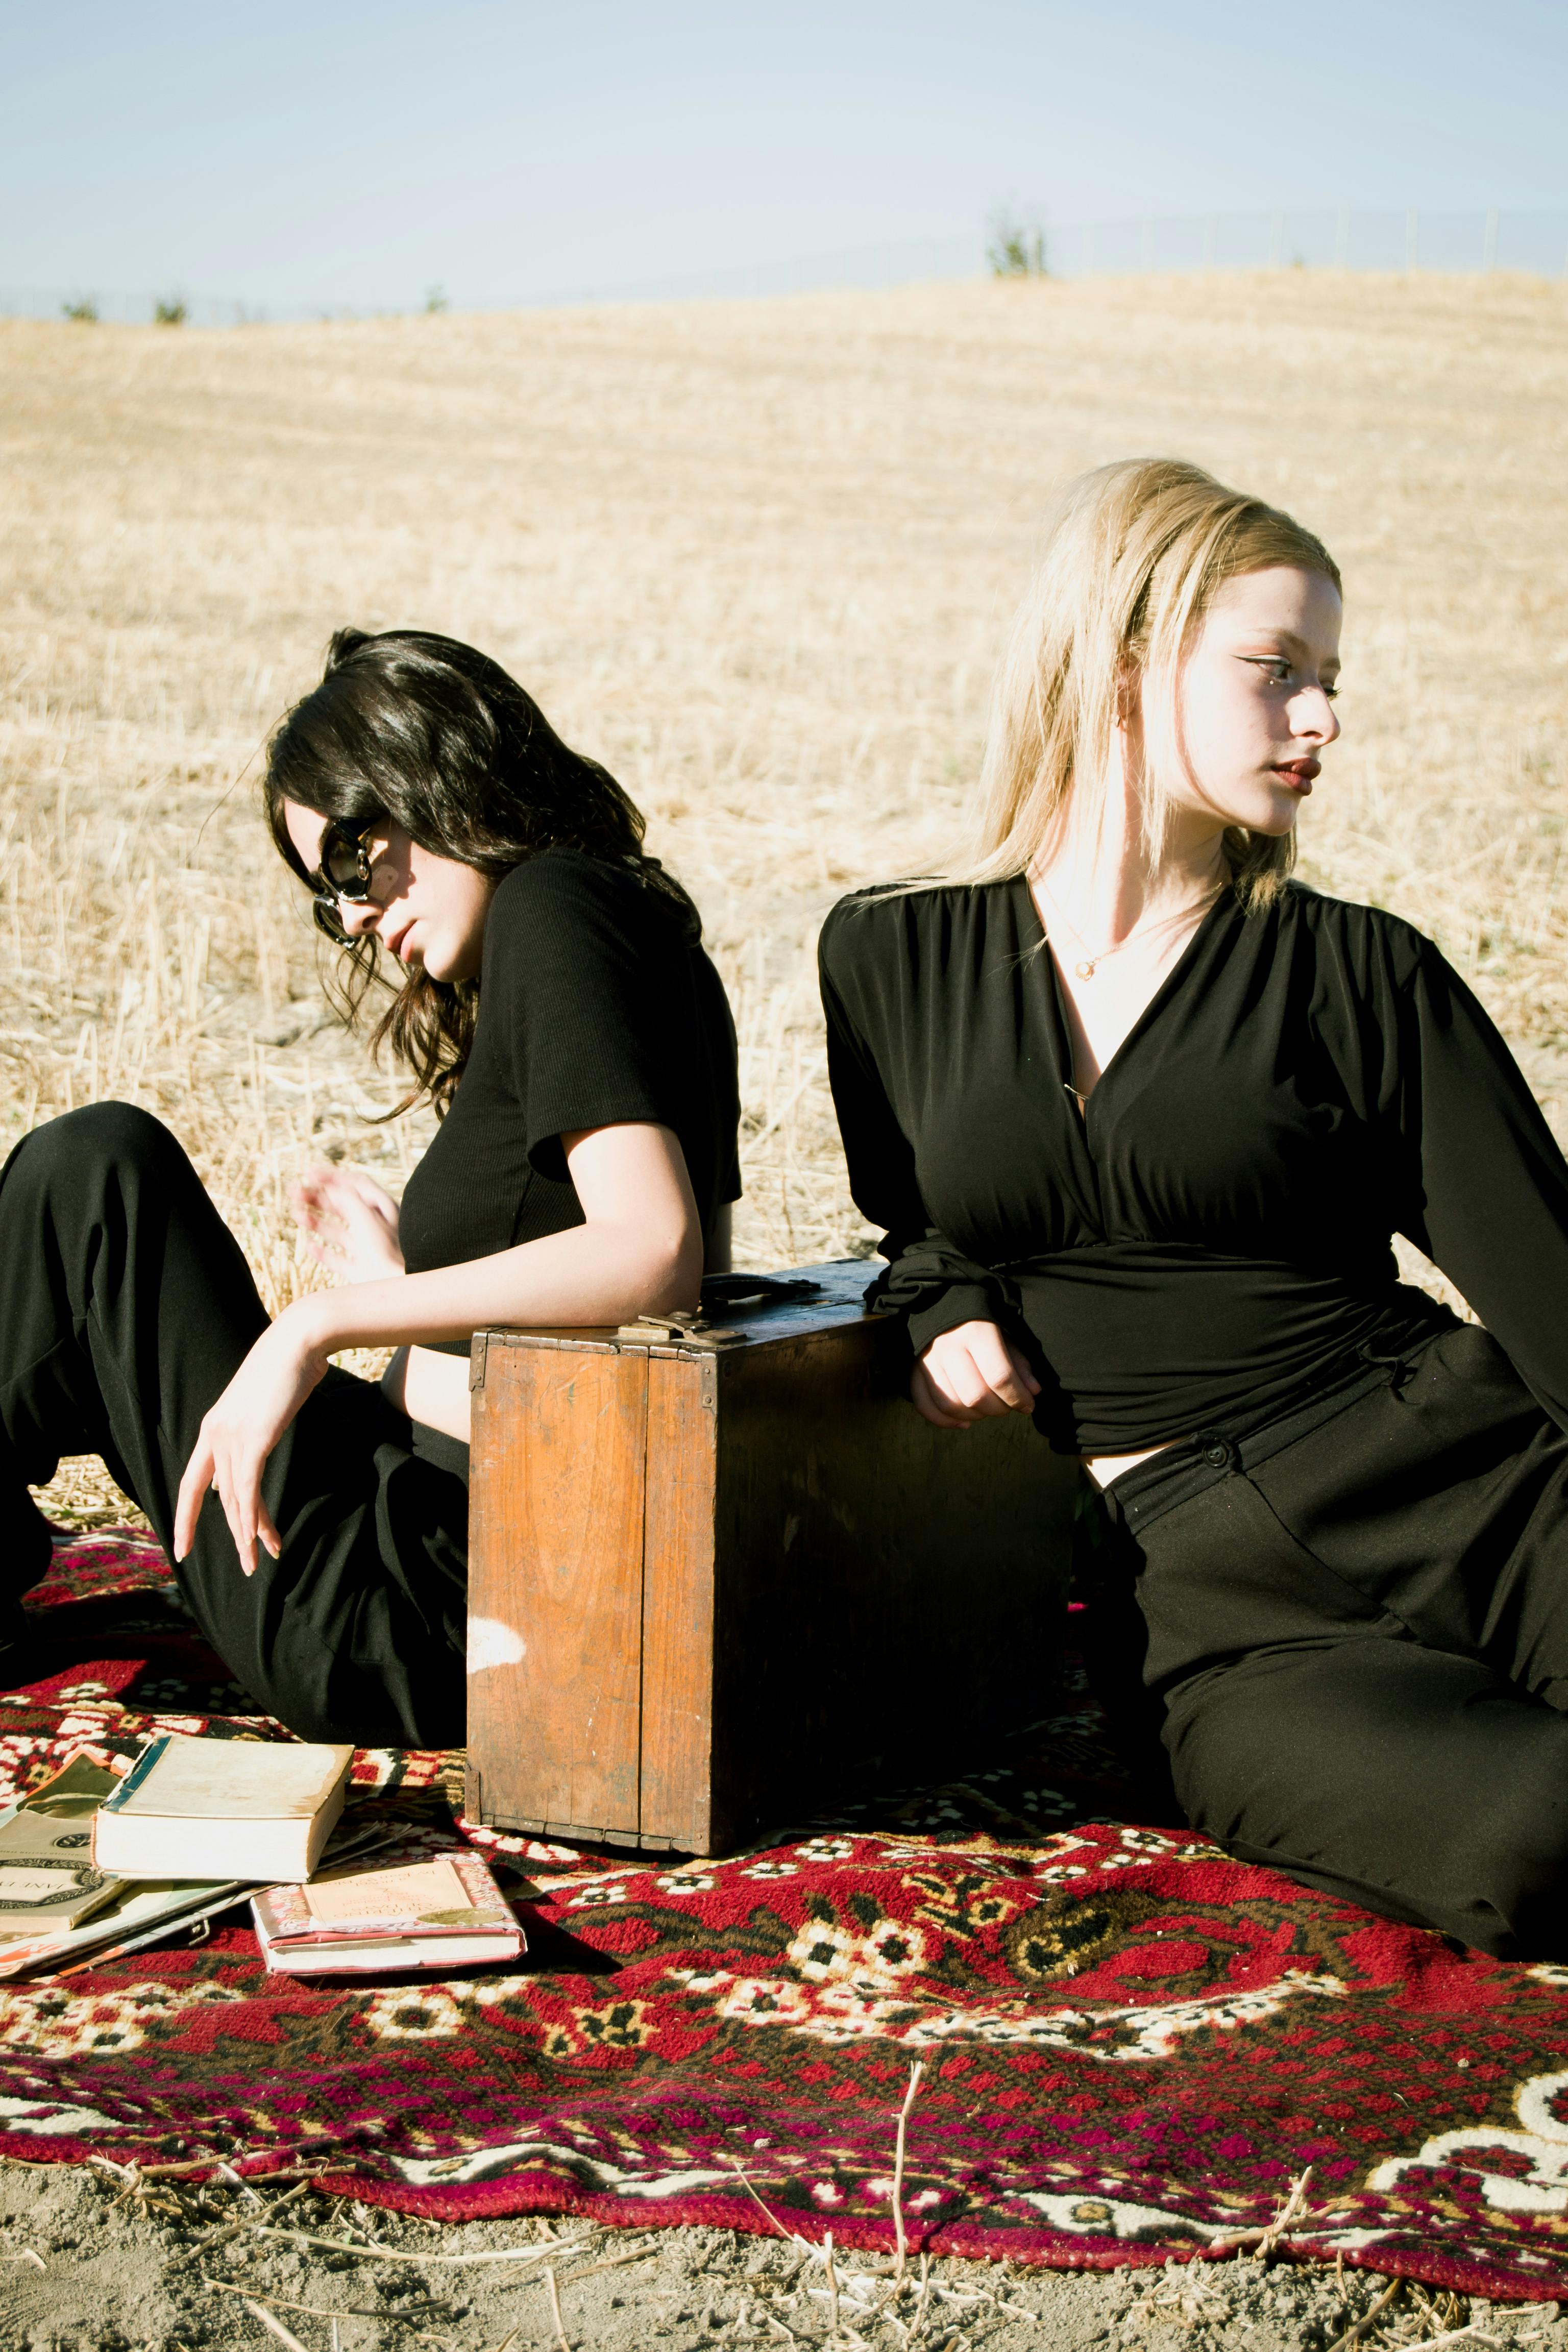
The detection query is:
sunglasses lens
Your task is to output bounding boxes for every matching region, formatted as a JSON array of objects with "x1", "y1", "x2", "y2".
[{"x1": 322, "y1": 832, "x2": 368, "y2": 893}]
